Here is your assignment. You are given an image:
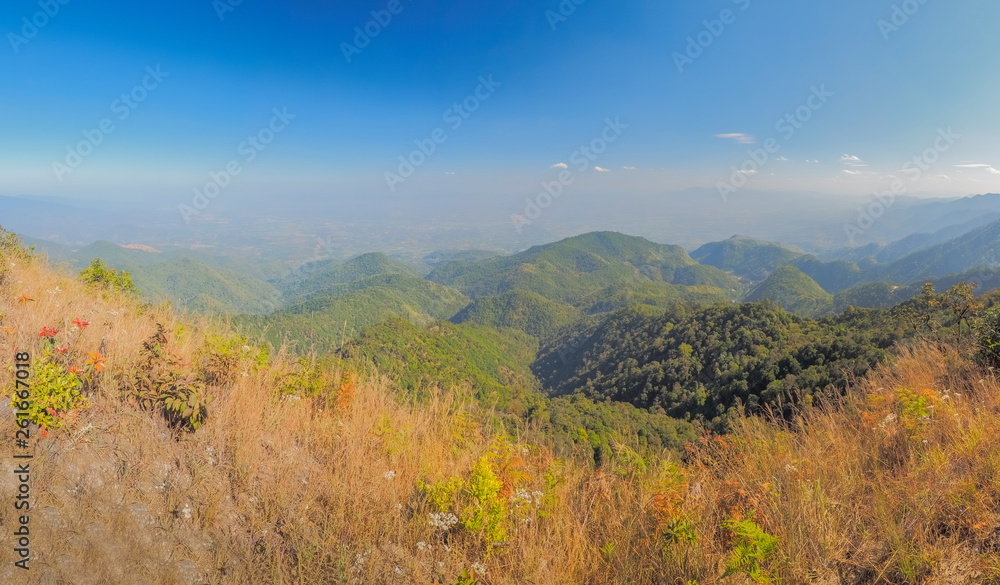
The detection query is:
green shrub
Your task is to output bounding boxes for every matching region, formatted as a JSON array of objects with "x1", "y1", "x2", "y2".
[
  {"x1": 722, "y1": 515, "x2": 779, "y2": 583},
  {"x1": 78, "y1": 258, "x2": 139, "y2": 296},
  {"x1": 10, "y1": 355, "x2": 89, "y2": 430},
  {"x1": 975, "y1": 306, "x2": 1000, "y2": 368}
]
